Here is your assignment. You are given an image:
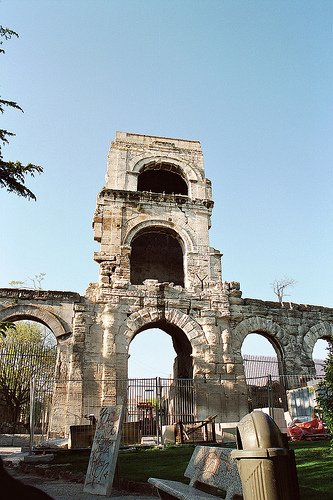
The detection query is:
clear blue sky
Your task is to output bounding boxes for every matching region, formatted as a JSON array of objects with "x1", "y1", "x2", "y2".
[{"x1": 1, "y1": 1, "x2": 332, "y2": 374}]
